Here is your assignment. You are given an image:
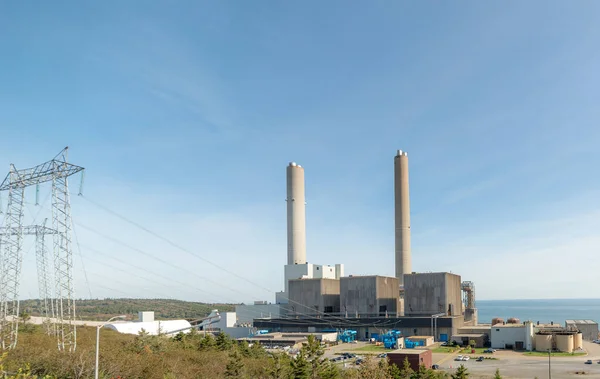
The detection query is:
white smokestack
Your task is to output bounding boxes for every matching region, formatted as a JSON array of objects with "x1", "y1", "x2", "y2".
[
  {"x1": 286, "y1": 162, "x2": 306, "y2": 265},
  {"x1": 394, "y1": 150, "x2": 411, "y2": 285}
]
